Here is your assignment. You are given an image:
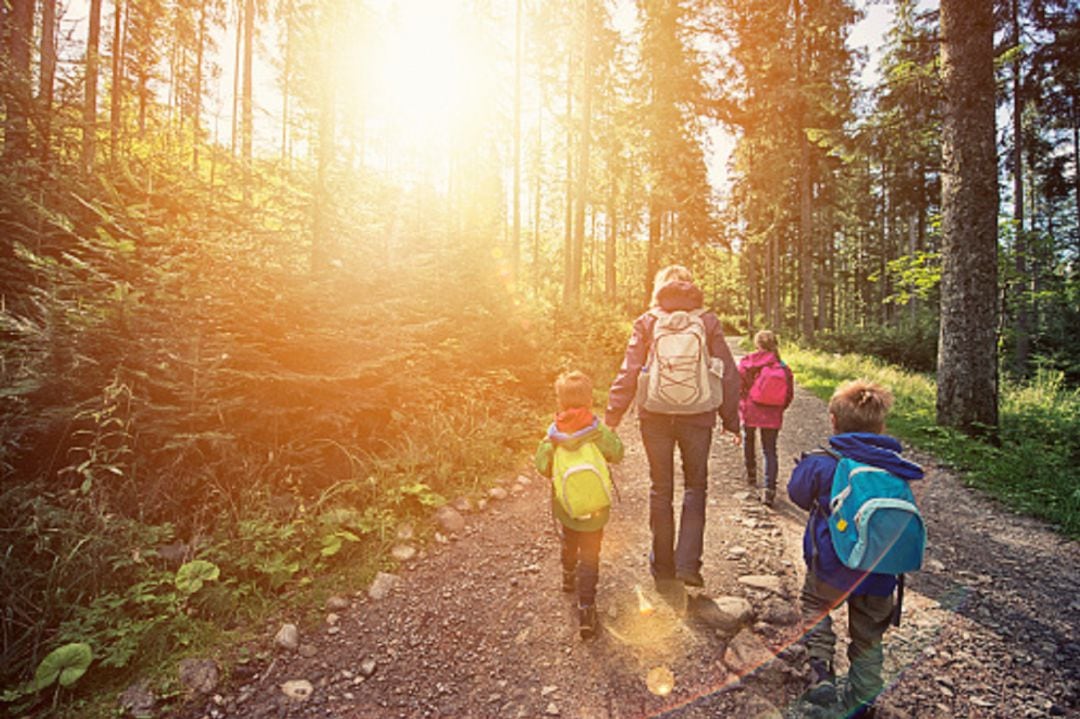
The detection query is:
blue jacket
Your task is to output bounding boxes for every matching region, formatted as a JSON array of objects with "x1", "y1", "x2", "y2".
[{"x1": 787, "y1": 432, "x2": 923, "y2": 596}]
